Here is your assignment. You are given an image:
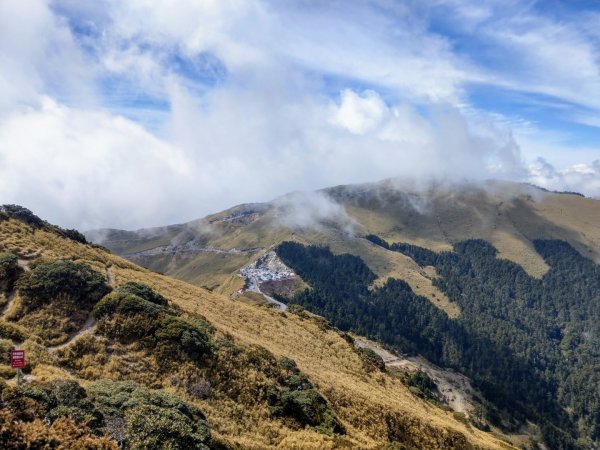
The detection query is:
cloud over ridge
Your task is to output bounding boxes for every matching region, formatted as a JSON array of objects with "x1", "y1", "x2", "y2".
[{"x1": 0, "y1": 0, "x2": 598, "y2": 229}]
